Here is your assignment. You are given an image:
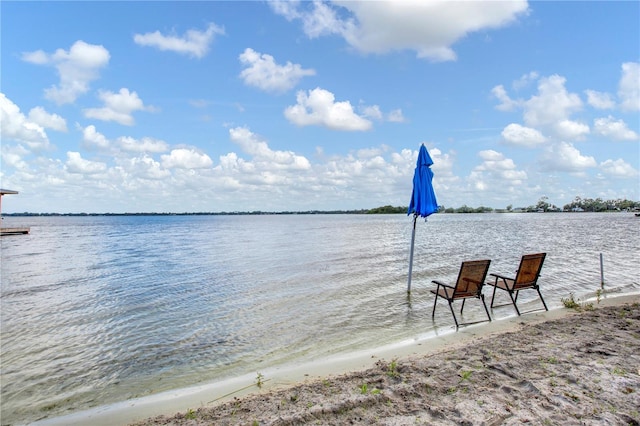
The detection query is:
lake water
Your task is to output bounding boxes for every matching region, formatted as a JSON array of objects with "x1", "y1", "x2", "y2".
[{"x1": 1, "y1": 213, "x2": 639, "y2": 424}]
